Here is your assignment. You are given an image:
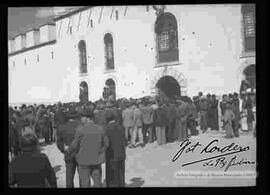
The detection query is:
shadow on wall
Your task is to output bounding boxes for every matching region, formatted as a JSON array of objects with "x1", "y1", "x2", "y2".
[{"x1": 126, "y1": 177, "x2": 145, "y2": 187}]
